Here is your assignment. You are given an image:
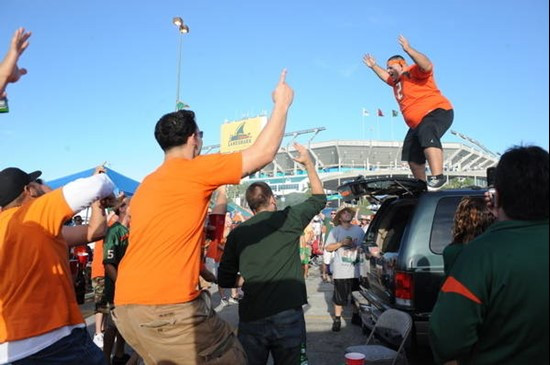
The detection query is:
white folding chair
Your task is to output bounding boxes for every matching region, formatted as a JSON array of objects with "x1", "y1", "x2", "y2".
[{"x1": 345, "y1": 308, "x2": 412, "y2": 365}]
